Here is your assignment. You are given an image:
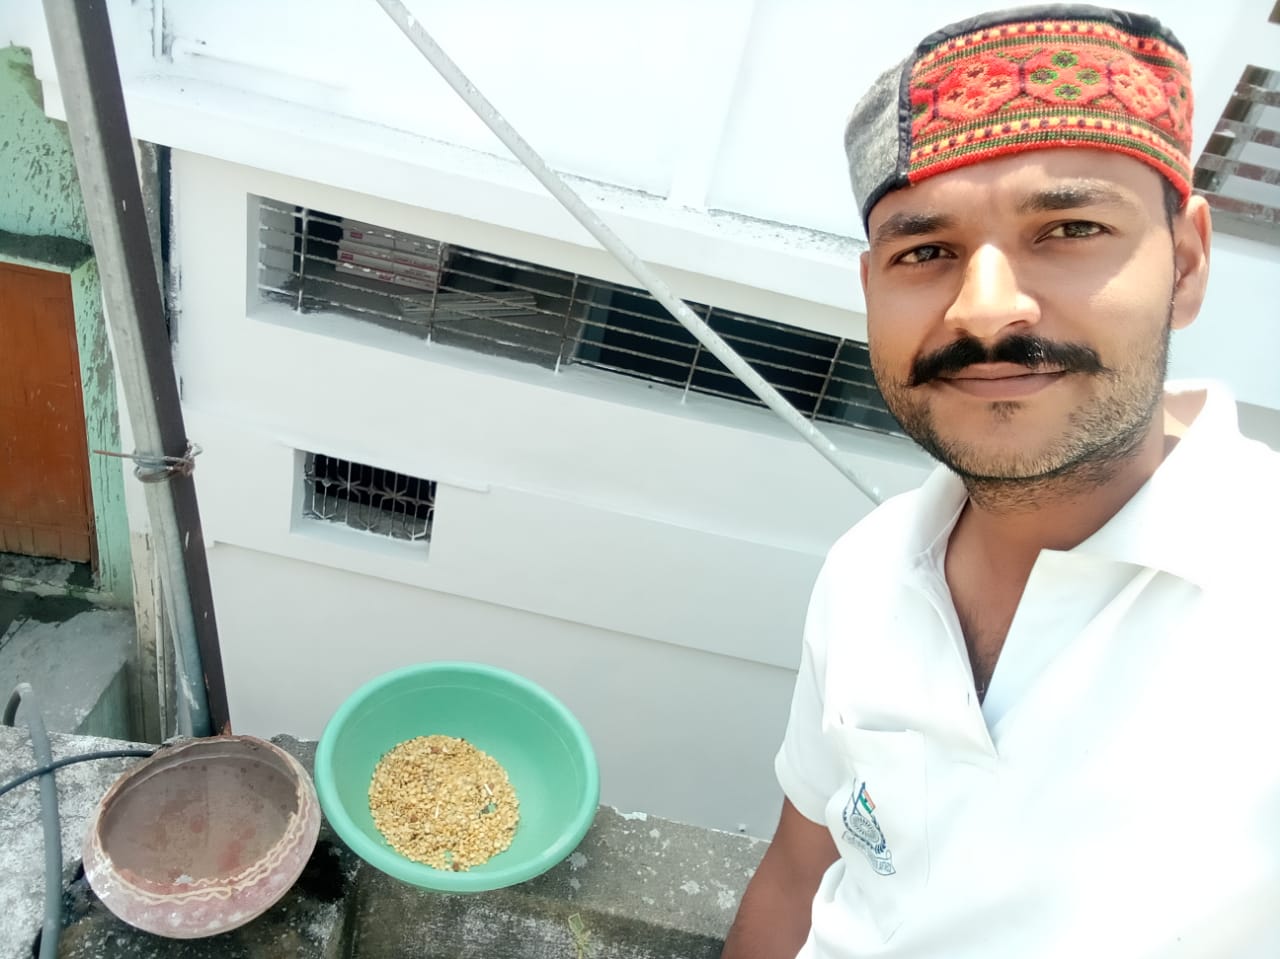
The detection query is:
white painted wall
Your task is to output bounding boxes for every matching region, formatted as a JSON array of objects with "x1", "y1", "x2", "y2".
[
  {"x1": 1168, "y1": 233, "x2": 1280, "y2": 405},
  {"x1": 207, "y1": 543, "x2": 802, "y2": 836},
  {"x1": 172, "y1": 150, "x2": 932, "y2": 833}
]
